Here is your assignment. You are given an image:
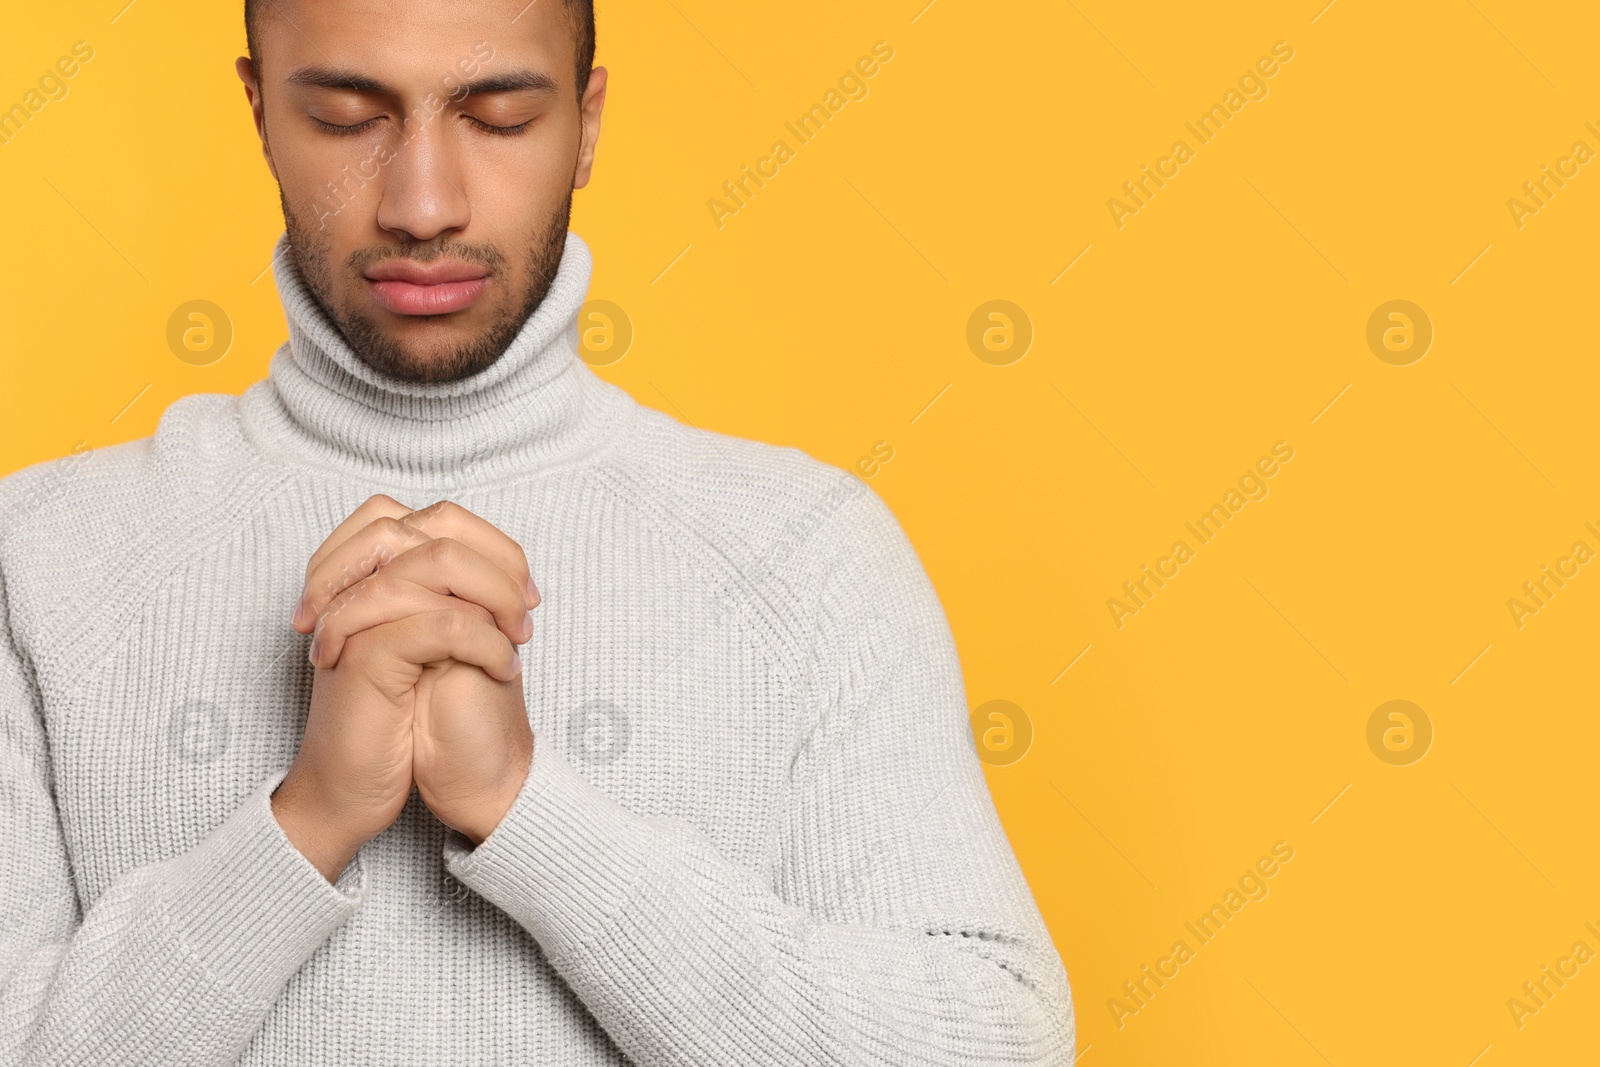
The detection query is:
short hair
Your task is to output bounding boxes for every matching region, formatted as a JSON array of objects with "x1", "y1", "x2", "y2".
[{"x1": 244, "y1": 0, "x2": 596, "y2": 102}]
